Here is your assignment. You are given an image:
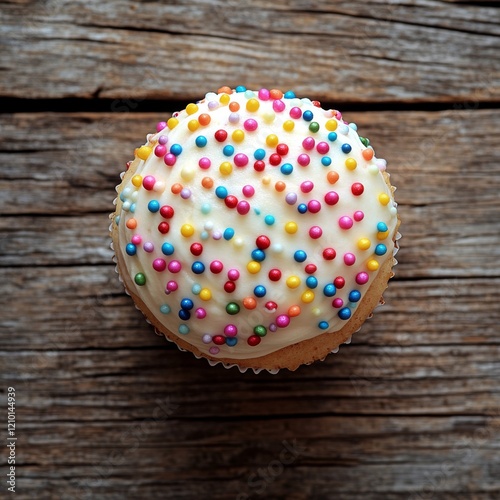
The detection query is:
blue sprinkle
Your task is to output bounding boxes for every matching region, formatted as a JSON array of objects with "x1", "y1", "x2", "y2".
[
  {"x1": 303, "y1": 110, "x2": 313, "y2": 122},
  {"x1": 251, "y1": 249, "x2": 266, "y2": 262},
  {"x1": 349, "y1": 122, "x2": 358, "y2": 131},
  {"x1": 264, "y1": 215, "x2": 275, "y2": 226},
  {"x1": 321, "y1": 156, "x2": 332, "y2": 166},
  {"x1": 161, "y1": 242, "x2": 174, "y2": 255},
  {"x1": 180, "y1": 298, "x2": 194, "y2": 310},
  {"x1": 328, "y1": 132, "x2": 338, "y2": 142},
  {"x1": 284, "y1": 91, "x2": 296, "y2": 99},
  {"x1": 306, "y1": 276, "x2": 318, "y2": 289},
  {"x1": 223, "y1": 228, "x2": 235, "y2": 240},
  {"x1": 215, "y1": 186, "x2": 228, "y2": 199},
  {"x1": 341, "y1": 143, "x2": 352, "y2": 154},
  {"x1": 160, "y1": 304, "x2": 171, "y2": 314},
  {"x1": 129, "y1": 203, "x2": 136, "y2": 213},
  {"x1": 254, "y1": 148, "x2": 266, "y2": 160},
  {"x1": 294, "y1": 250, "x2": 307, "y2": 262},
  {"x1": 178, "y1": 309, "x2": 190, "y2": 320},
  {"x1": 235, "y1": 85, "x2": 246, "y2": 93},
  {"x1": 191, "y1": 261, "x2": 206, "y2": 274},
  {"x1": 349, "y1": 290, "x2": 361, "y2": 303},
  {"x1": 178, "y1": 324, "x2": 190, "y2": 335},
  {"x1": 377, "y1": 222, "x2": 388, "y2": 232},
  {"x1": 195, "y1": 135, "x2": 207, "y2": 148},
  {"x1": 318, "y1": 321, "x2": 329, "y2": 330},
  {"x1": 191, "y1": 284, "x2": 202, "y2": 295},
  {"x1": 297, "y1": 203, "x2": 308, "y2": 214},
  {"x1": 170, "y1": 144, "x2": 183, "y2": 156},
  {"x1": 226, "y1": 337, "x2": 238, "y2": 347},
  {"x1": 254, "y1": 285, "x2": 267, "y2": 298},
  {"x1": 201, "y1": 203, "x2": 211, "y2": 214},
  {"x1": 338, "y1": 307, "x2": 351, "y2": 320},
  {"x1": 323, "y1": 284, "x2": 336, "y2": 297},
  {"x1": 375, "y1": 244, "x2": 387, "y2": 256},
  {"x1": 223, "y1": 145, "x2": 235, "y2": 156},
  {"x1": 125, "y1": 243, "x2": 137, "y2": 256},
  {"x1": 280, "y1": 163, "x2": 293, "y2": 175},
  {"x1": 148, "y1": 200, "x2": 160, "y2": 213},
  {"x1": 254, "y1": 208, "x2": 261, "y2": 215},
  {"x1": 200, "y1": 231, "x2": 209, "y2": 240}
]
